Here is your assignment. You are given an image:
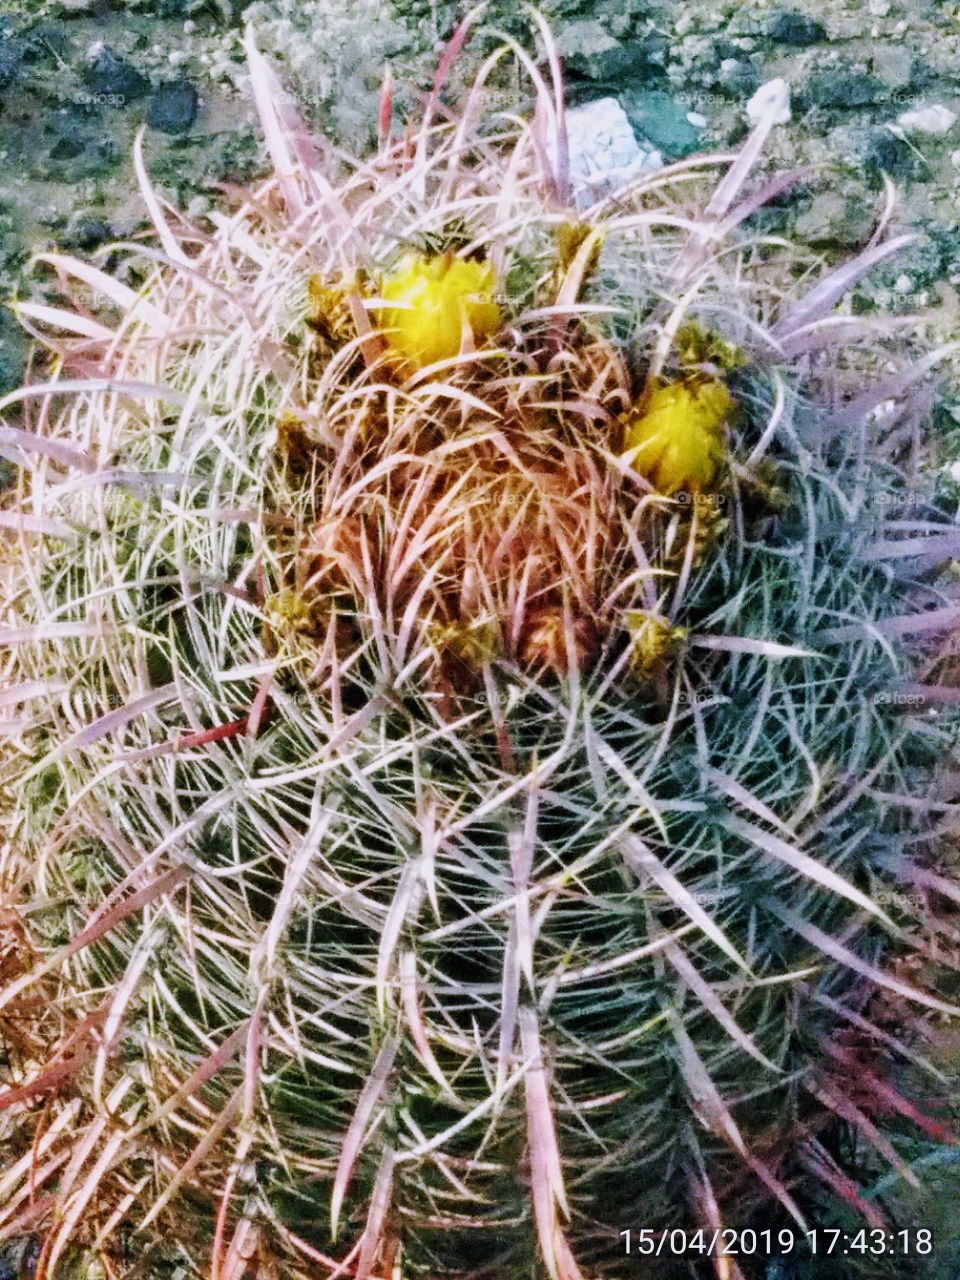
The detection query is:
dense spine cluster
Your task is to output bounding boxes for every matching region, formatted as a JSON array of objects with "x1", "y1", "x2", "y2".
[{"x1": 1, "y1": 13, "x2": 958, "y2": 1280}]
